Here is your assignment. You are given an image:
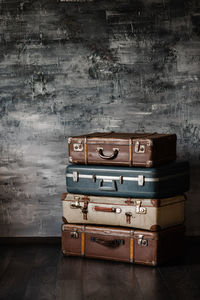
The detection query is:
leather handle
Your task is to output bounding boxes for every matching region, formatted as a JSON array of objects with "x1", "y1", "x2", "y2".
[
  {"x1": 94, "y1": 206, "x2": 115, "y2": 212},
  {"x1": 98, "y1": 179, "x2": 117, "y2": 191},
  {"x1": 97, "y1": 147, "x2": 119, "y2": 160},
  {"x1": 93, "y1": 206, "x2": 121, "y2": 213},
  {"x1": 91, "y1": 237, "x2": 125, "y2": 248}
]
